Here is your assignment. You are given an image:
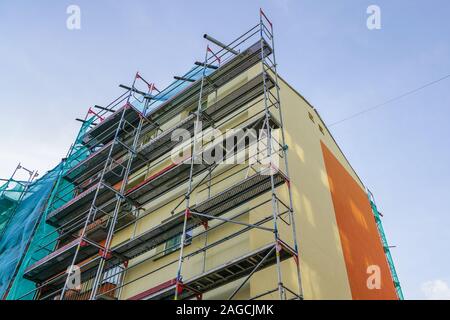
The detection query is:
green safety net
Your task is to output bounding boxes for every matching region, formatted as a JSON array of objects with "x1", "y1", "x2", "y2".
[
  {"x1": 0, "y1": 180, "x2": 26, "y2": 237},
  {"x1": 132, "y1": 66, "x2": 213, "y2": 114},
  {"x1": 368, "y1": 193, "x2": 404, "y2": 300},
  {"x1": 0, "y1": 117, "x2": 94, "y2": 300}
]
